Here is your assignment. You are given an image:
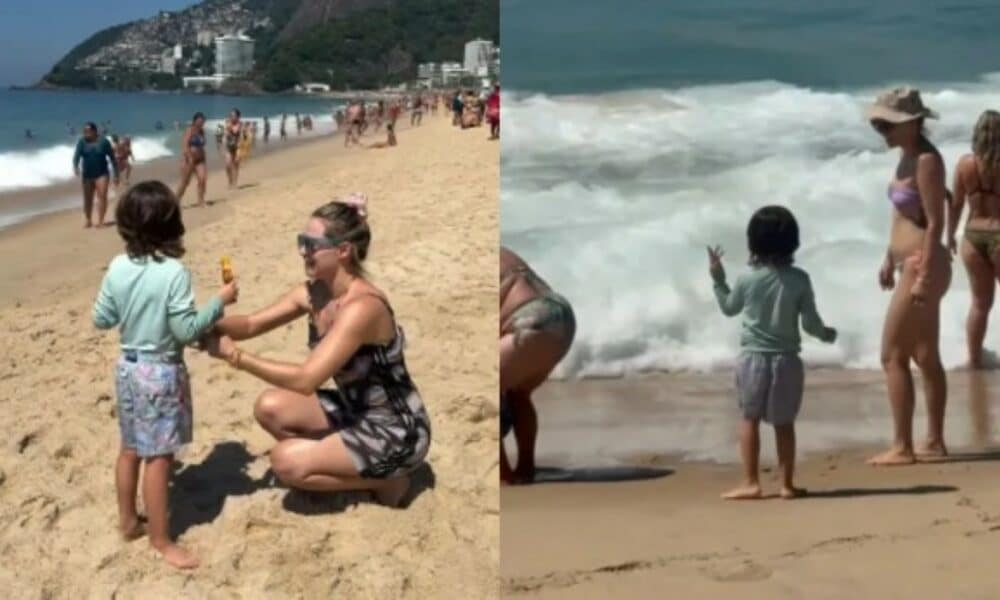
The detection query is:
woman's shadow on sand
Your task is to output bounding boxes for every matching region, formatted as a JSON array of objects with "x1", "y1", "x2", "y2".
[
  {"x1": 169, "y1": 441, "x2": 436, "y2": 537},
  {"x1": 528, "y1": 465, "x2": 674, "y2": 485}
]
